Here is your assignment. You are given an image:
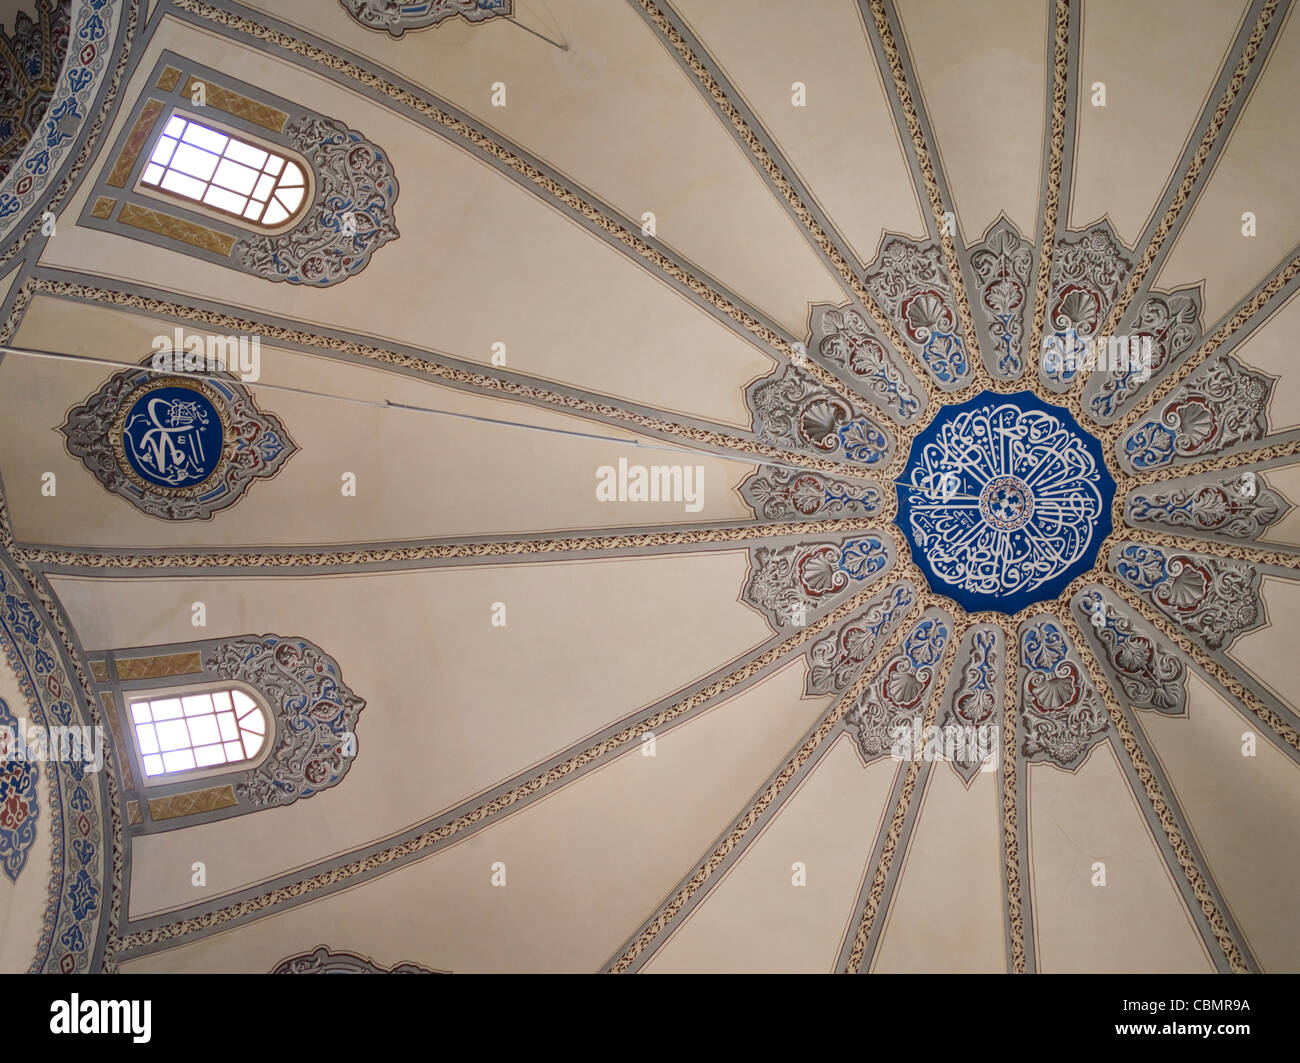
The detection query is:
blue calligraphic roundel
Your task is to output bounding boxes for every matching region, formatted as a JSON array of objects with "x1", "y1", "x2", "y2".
[
  {"x1": 895, "y1": 390, "x2": 1114, "y2": 614},
  {"x1": 121, "y1": 384, "x2": 225, "y2": 489}
]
